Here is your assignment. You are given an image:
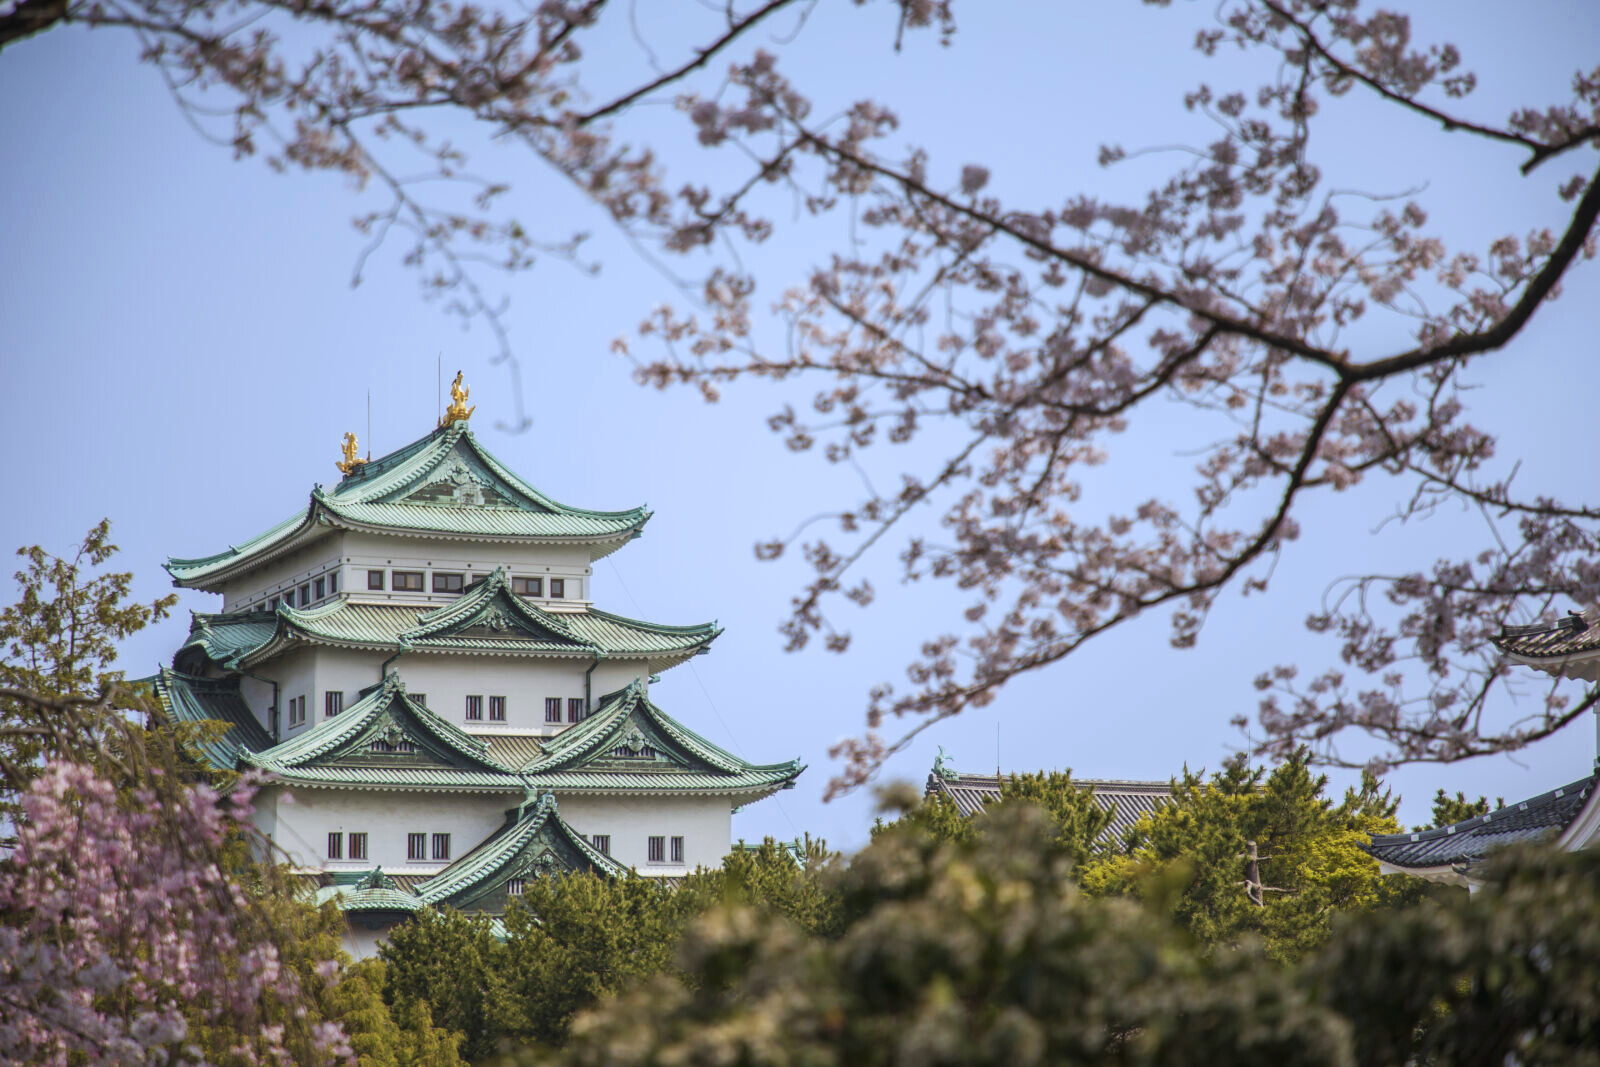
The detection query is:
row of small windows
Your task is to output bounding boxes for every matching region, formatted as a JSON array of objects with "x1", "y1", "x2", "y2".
[
  {"x1": 285, "y1": 691, "x2": 585, "y2": 729},
  {"x1": 249, "y1": 569, "x2": 578, "y2": 613},
  {"x1": 327, "y1": 832, "x2": 681, "y2": 867},
  {"x1": 326, "y1": 832, "x2": 368, "y2": 860},
  {"x1": 256, "y1": 571, "x2": 341, "y2": 613},
  {"x1": 365, "y1": 570, "x2": 568, "y2": 598},
  {"x1": 648, "y1": 836, "x2": 686, "y2": 864}
]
